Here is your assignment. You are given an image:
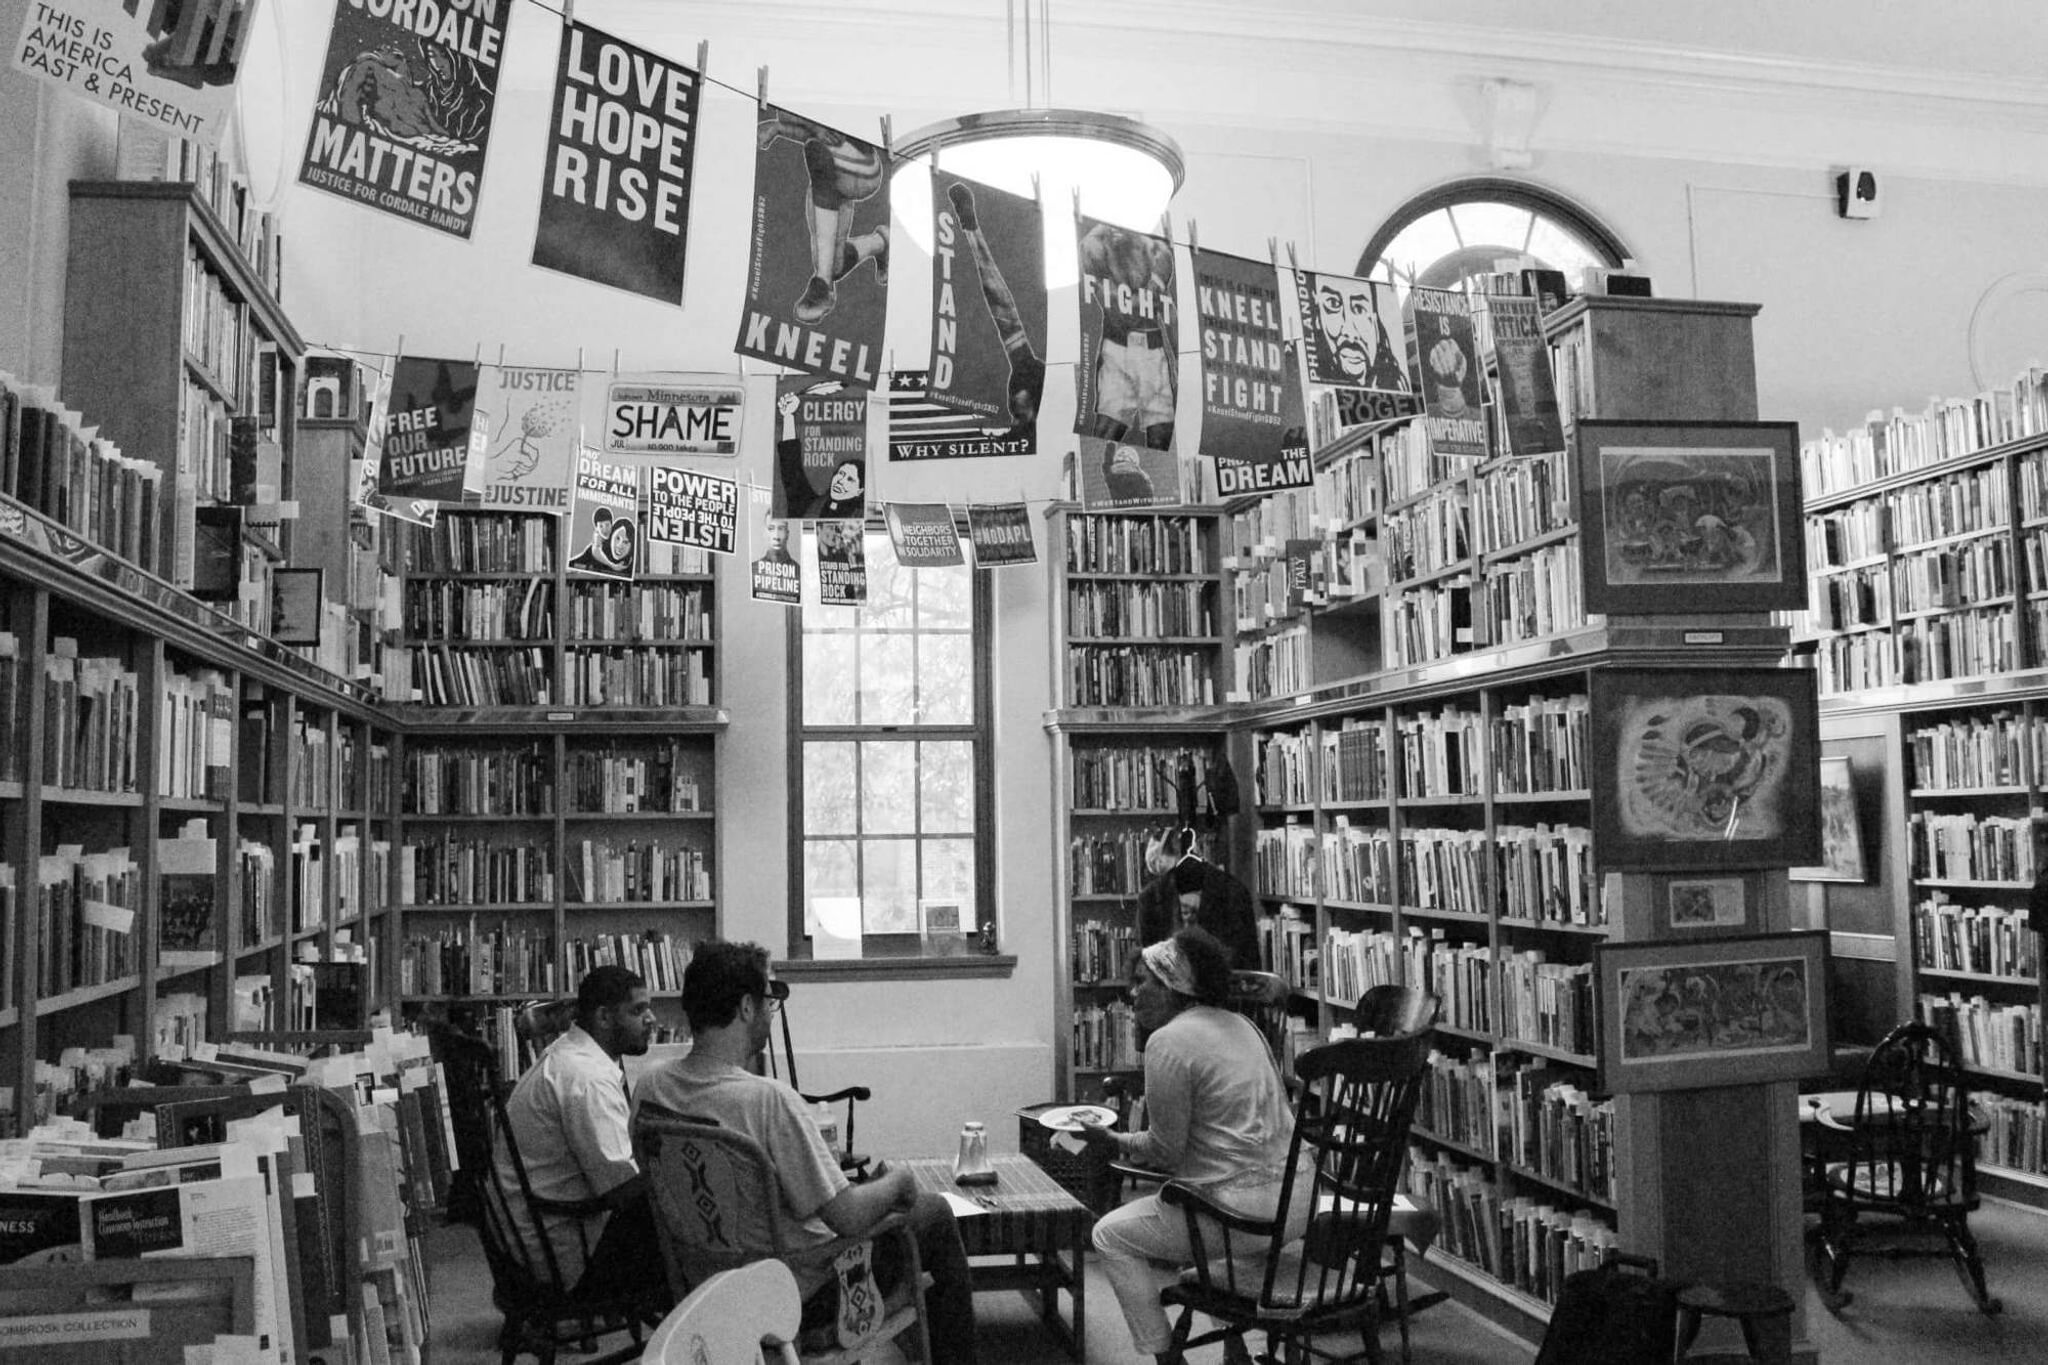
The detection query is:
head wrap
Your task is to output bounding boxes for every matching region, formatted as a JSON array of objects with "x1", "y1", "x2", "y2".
[{"x1": 1141, "y1": 939, "x2": 1200, "y2": 1000}]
